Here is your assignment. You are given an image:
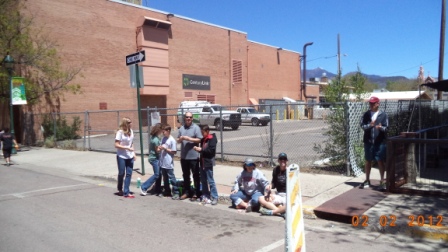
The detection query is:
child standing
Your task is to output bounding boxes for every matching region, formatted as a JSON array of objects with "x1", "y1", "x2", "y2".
[
  {"x1": 194, "y1": 125, "x2": 218, "y2": 205},
  {"x1": 158, "y1": 125, "x2": 179, "y2": 199}
]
